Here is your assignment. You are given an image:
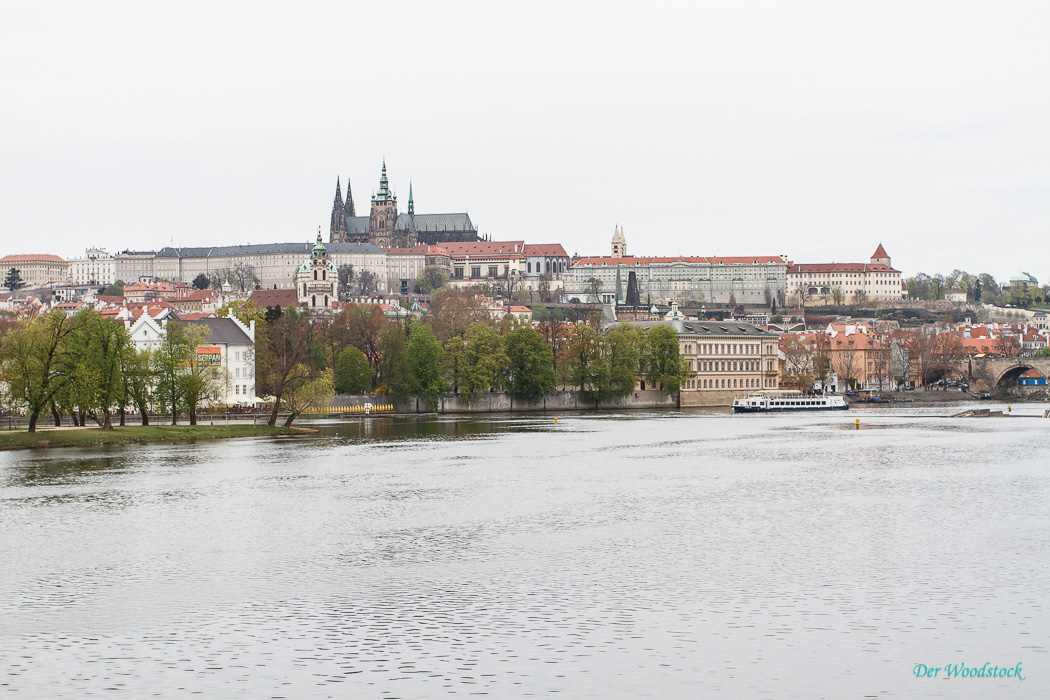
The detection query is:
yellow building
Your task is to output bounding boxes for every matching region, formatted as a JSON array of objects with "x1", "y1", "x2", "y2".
[{"x1": 1, "y1": 254, "x2": 69, "y2": 289}]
